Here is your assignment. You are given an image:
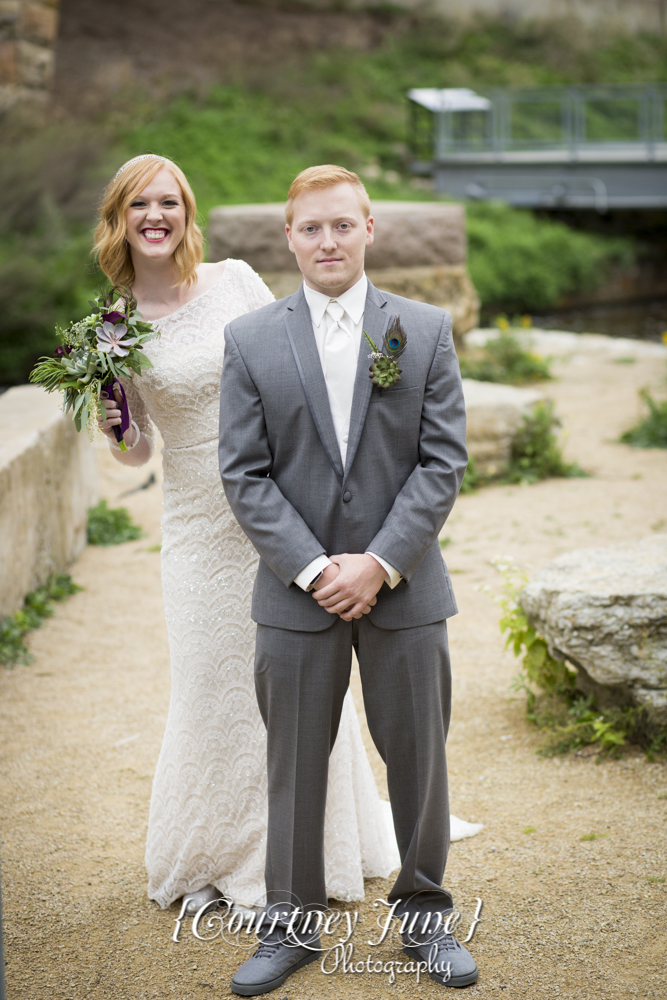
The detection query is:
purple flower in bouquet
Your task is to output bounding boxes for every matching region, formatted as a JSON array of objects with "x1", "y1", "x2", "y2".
[
  {"x1": 54, "y1": 345, "x2": 73, "y2": 357},
  {"x1": 102, "y1": 311, "x2": 125, "y2": 324},
  {"x1": 96, "y1": 320, "x2": 137, "y2": 357}
]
